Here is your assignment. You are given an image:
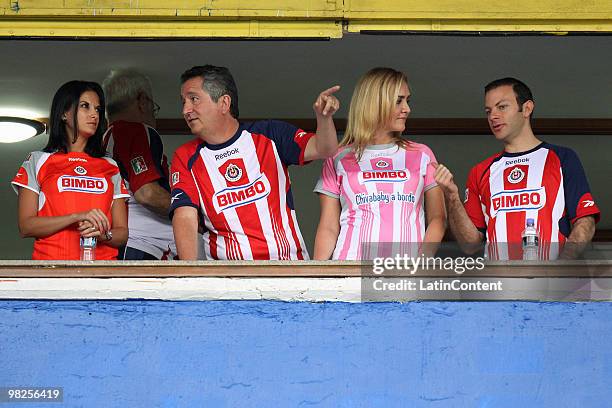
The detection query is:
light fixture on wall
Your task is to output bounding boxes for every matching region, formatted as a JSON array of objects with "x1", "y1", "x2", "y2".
[{"x1": 0, "y1": 116, "x2": 46, "y2": 143}]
